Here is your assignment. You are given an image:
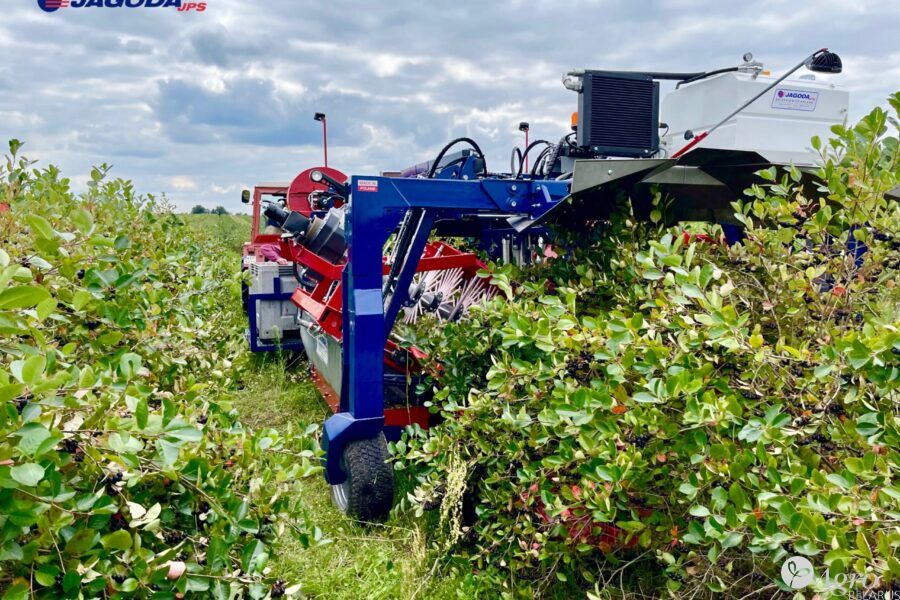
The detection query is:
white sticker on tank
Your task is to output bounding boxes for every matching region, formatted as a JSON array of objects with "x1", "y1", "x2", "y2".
[
  {"x1": 316, "y1": 334, "x2": 329, "y2": 364},
  {"x1": 772, "y1": 89, "x2": 819, "y2": 112}
]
